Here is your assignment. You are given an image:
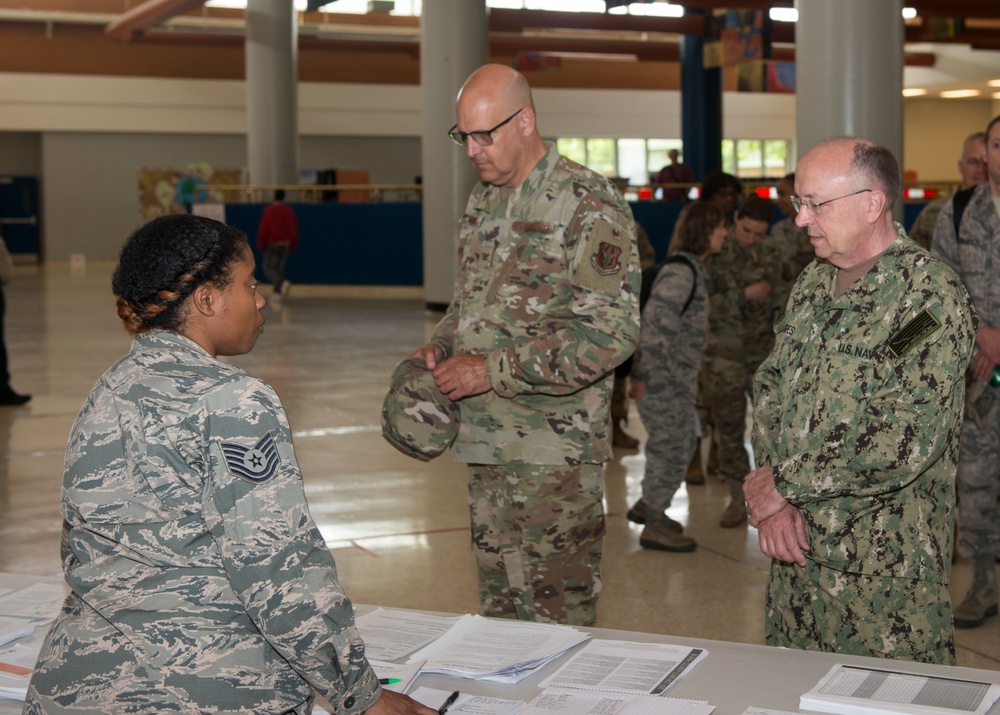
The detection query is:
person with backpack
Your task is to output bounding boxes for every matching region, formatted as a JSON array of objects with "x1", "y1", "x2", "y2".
[
  {"x1": 931, "y1": 115, "x2": 1000, "y2": 629},
  {"x1": 626, "y1": 202, "x2": 727, "y2": 551}
]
